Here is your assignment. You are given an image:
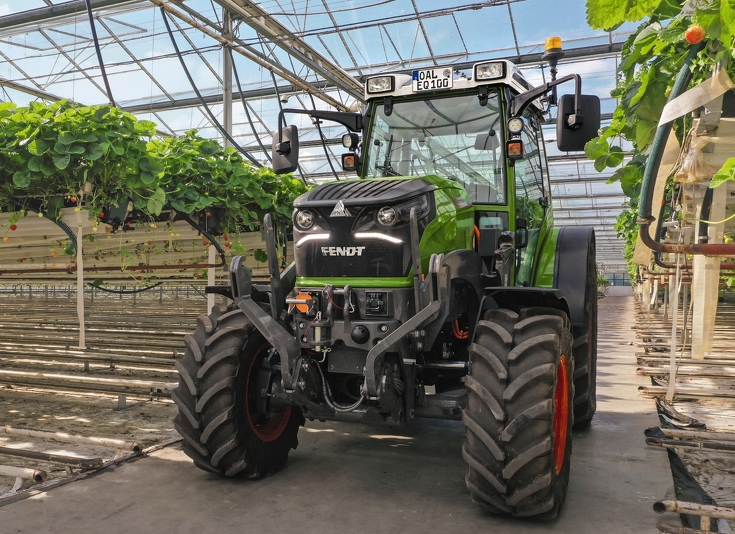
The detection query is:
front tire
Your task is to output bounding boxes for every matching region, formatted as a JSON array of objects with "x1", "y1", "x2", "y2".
[
  {"x1": 463, "y1": 307, "x2": 574, "y2": 518},
  {"x1": 172, "y1": 305, "x2": 304, "y2": 478}
]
